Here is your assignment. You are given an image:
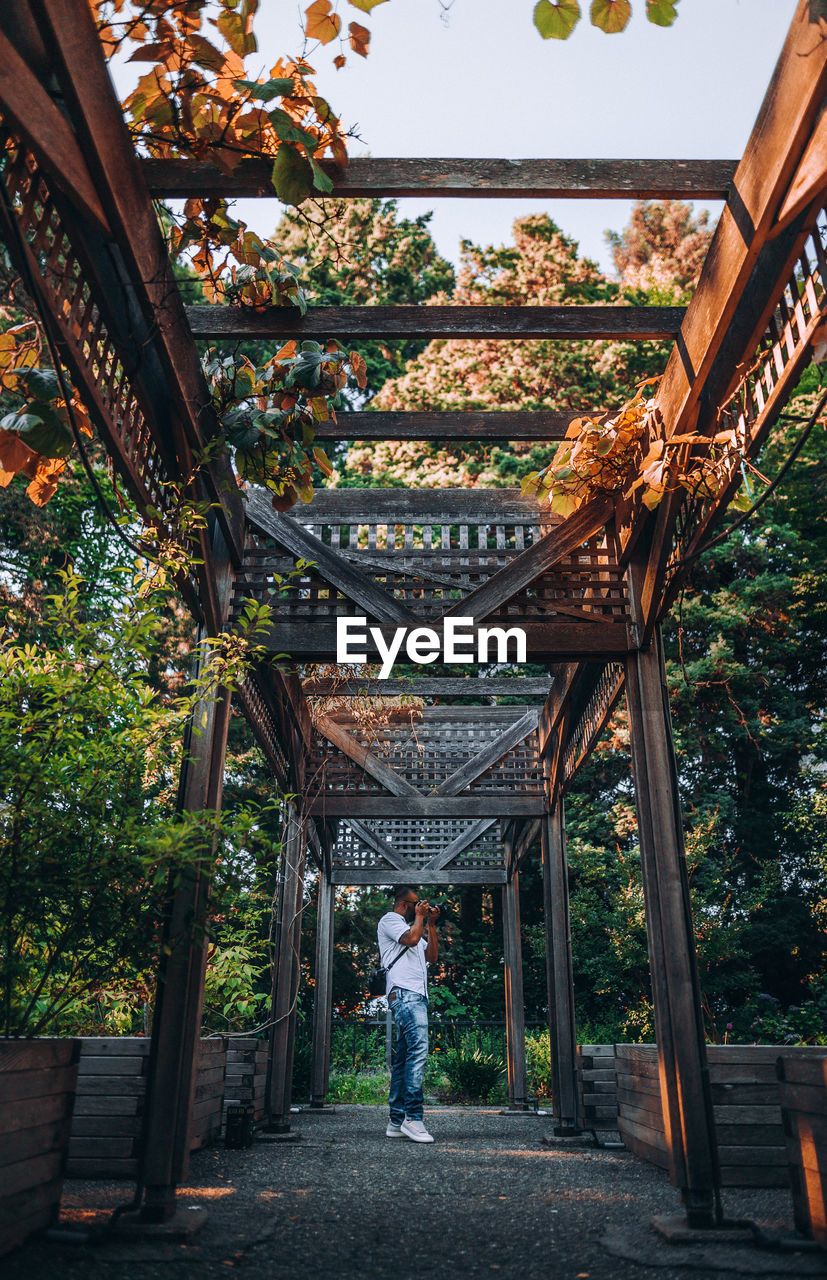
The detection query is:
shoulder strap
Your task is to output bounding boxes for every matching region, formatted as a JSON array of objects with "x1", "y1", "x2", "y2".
[{"x1": 385, "y1": 941, "x2": 410, "y2": 972}]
